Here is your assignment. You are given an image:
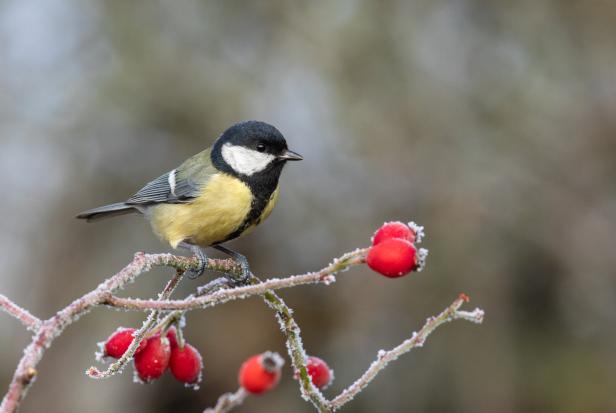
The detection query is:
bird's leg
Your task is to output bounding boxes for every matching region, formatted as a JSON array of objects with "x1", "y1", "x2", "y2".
[
  {"x1": 178, "y1": 241, "x2": 207, "y2": 279},
  {"x1": 213, "y1": 245, "x2": 252, "y2": 284}
]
